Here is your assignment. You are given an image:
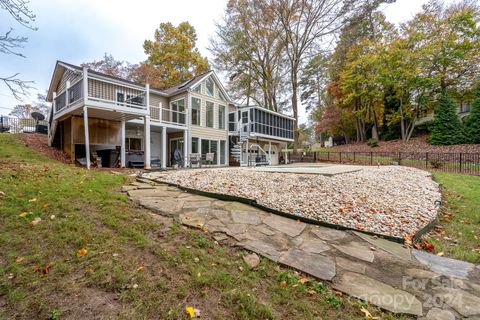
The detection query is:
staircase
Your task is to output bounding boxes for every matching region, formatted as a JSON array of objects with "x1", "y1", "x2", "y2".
[{"x1": 230, "y1": 124, "x2": 249, "y2": 163}]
